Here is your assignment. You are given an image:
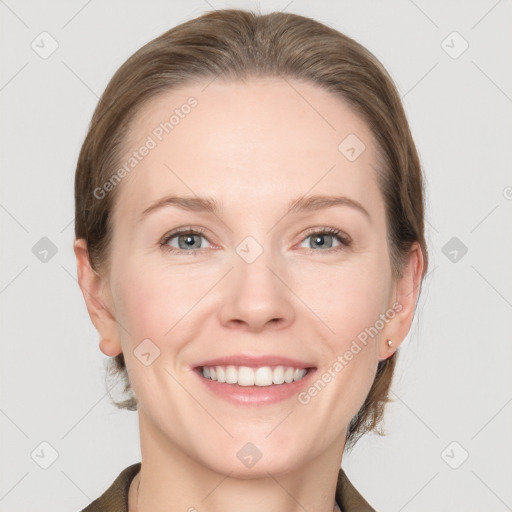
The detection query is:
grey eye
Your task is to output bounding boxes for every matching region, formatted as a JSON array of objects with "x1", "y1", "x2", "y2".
[
  {"x1": 299, "y1": 232, "x2": 342, "y2": 250},
  {"x1": 166, "y1": 232, "x2": 207, "y2": 250}
]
